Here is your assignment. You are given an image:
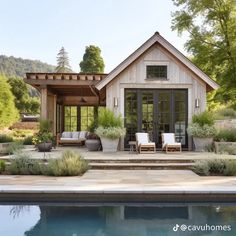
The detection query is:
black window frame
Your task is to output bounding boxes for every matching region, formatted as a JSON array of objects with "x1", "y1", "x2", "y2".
[{"x1": 146, "y1": 65, "x2": 168, "y2": 80}]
